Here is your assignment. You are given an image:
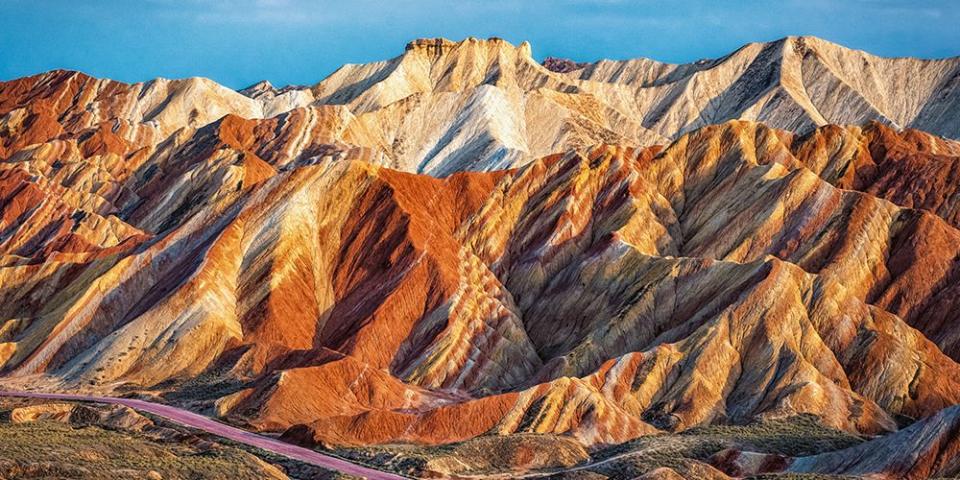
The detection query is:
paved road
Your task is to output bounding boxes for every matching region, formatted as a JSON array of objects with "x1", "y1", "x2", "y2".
[{"x1": 0, "y1": 390, "x2": 407, "y2": 480}]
